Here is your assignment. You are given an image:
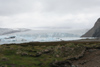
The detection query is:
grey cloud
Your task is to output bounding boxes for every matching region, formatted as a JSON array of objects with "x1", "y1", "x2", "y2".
[
  {"x1": 0, "y1": 0, "x2": 100, "y2": 16},
  {"x1": 40, "y1": 0, "x2": 100, "y2": 14},
  {"x1": 0, "y1": 0, "x2": 100, "y2": 29},
  {"x1": 0, "y1": 0, "x2": 36, "y2": 16}
]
